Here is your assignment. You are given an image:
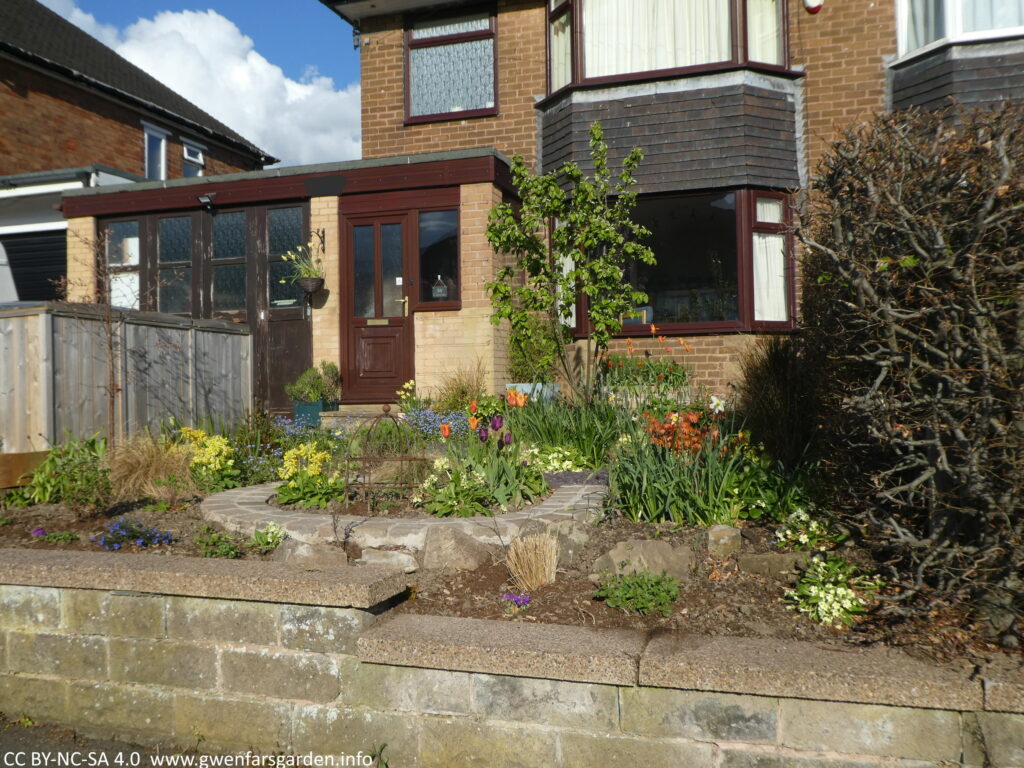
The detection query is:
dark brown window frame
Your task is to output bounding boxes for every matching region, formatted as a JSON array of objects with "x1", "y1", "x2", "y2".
[
  {"x1": 404, "y1": 5, "x2": 499, "y2": 125},
  {"x1": 545, "y1": 0, "x2": 791, "y2": 98},
  {"x1": 100, "y1": 215, "x2": 147, "y2": 310},
  {"x1": 573, "y1": 188, "x2": 796, "y2": 339}
]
